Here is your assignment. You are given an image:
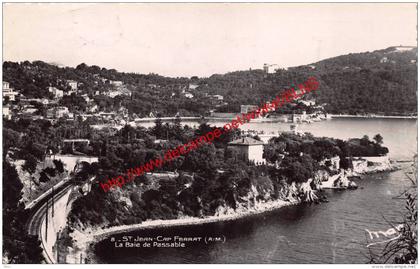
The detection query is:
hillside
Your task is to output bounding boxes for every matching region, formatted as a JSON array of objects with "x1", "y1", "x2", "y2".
[
  {"x1": 3, "y1": 46, "x2": 417, "y2": 116},
  {"x1": 306, "y1": 46, "x2": 418, "y2": 114}
]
